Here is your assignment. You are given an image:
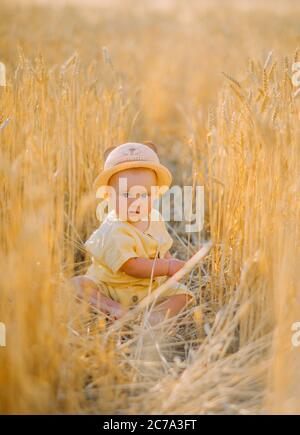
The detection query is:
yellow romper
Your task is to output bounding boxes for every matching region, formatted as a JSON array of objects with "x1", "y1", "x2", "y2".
[{"x1": 84, "y1": 209, "x2": 196, "y2": 309}]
